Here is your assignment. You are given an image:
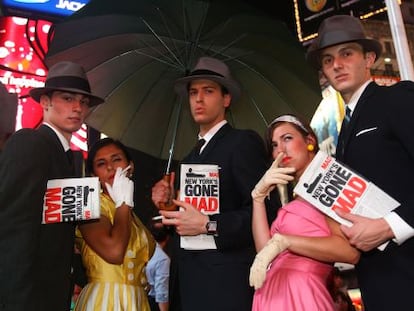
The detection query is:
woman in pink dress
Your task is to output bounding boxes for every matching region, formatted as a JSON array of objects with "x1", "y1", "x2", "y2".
[{"x1": 250, "y1": 115, "x2": 360, "y2": 311}]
